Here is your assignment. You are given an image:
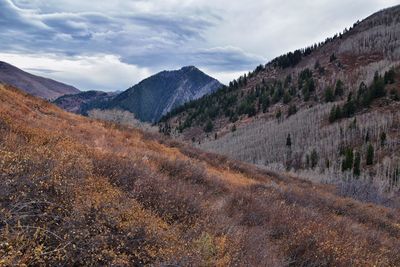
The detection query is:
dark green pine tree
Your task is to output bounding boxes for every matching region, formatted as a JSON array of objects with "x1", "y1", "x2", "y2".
[
  {"x1": 353, "y1": 152, "x2": 361, "y2": 177},
  {"x1": 324, "y1": 87, "x2": 335, "y2": 102},
  {"x1": 286, "y1": 134, "x2": 292, "y2": 148},
  {"x1": 366, "y1": 144, "x2": 374, "y2": 165},
  {"x1": 310, "y1": 149, "x2": 318, "y2": 169},
  {"x1": 204, "y1": 120, "x2": 213, "y2": 133},
  {"x1": 380, "y1": 132, "x2": 387, "y2": 147},
  {"x1": 342, "y1": 148, "x2": 354, "y2": 172},
  {"x1": 335, "y1": 80, "x2": 344, "y2": 97}
]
